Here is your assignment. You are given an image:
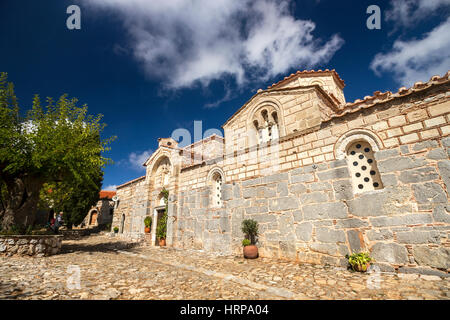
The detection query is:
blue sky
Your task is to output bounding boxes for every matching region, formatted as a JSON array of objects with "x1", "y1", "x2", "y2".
[{"x1": 1, "y1": 0, "x2": 449, "y2": 190}]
